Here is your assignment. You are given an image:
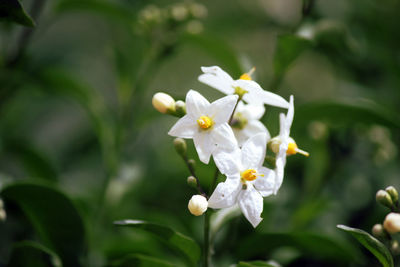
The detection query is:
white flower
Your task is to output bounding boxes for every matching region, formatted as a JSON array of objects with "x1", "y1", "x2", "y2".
[
  {"x1": 269, "y1": 95, "x2": 309, "y2": 194},
  {"x1": 208, "y1": 133, "x2": 275, "y2": 227},
  {"x1": 231, "y1": 101, "x2": 270, "y2": 146},
  {"x1": 198, "y1": 66, "x2": 289, "y2": 109},
  {"x1": 168, "y1": 90, "x2": 238, "y2": 164},
  {"x1": 188, "y1": 195, "x2": 208, "y2": 216}
]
